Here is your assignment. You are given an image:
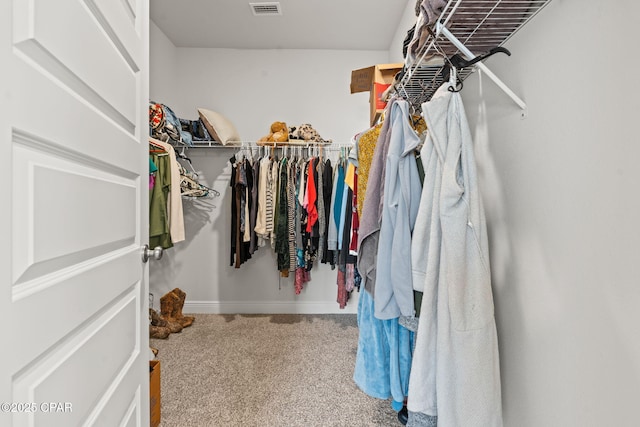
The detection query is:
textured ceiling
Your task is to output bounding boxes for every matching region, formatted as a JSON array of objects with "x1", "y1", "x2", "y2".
[{"x1": 150, "y1": 0, "x2": 409, "y2": 50}]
